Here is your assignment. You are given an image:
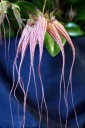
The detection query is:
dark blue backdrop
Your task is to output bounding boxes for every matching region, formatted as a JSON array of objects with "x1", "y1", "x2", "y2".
[{"x1": 0, "y1": 36, "x2": 85, "y2": 128}]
